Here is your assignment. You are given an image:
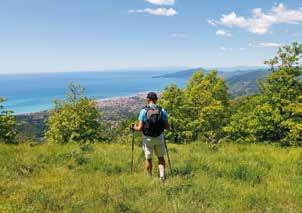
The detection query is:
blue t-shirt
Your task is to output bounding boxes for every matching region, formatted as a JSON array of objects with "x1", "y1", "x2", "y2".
[{"x1": 138, "y1": 104, "x2": 167, "y2": 124}]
